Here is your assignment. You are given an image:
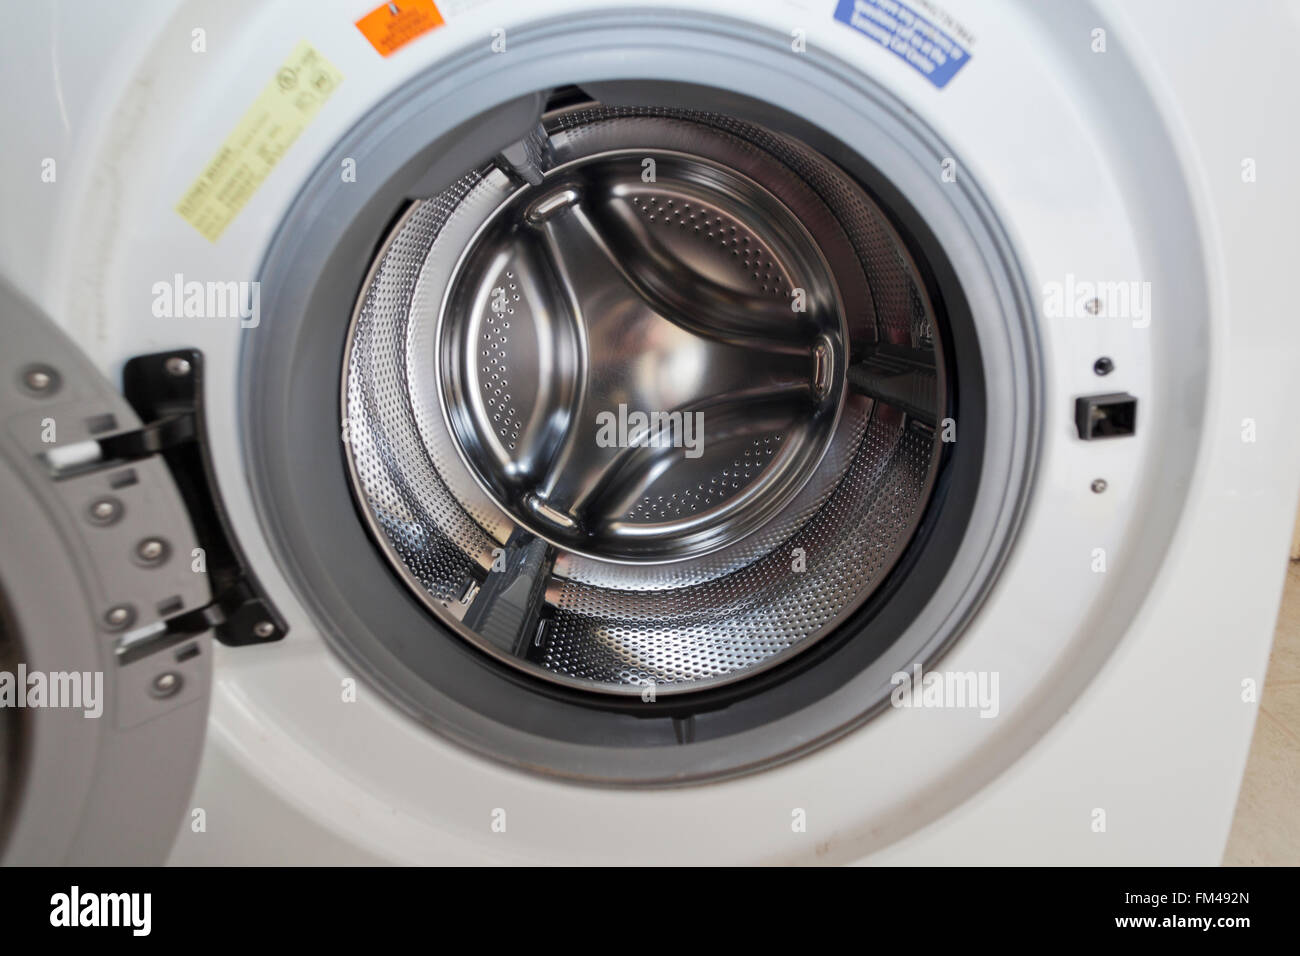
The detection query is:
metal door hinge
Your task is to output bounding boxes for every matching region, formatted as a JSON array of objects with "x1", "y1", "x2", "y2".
[{"x1": 105, "y1": 349, "x2": 287, "y2": 646}]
